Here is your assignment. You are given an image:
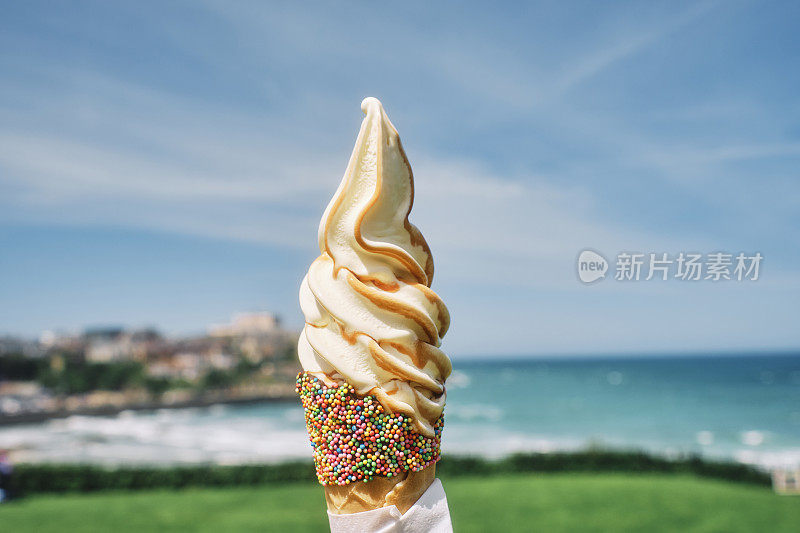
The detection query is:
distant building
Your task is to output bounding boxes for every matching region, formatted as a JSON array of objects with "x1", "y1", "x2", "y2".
[
  {"x1": 86, "y1": 343, "x2": 129, "y2": 363},
  {"x1": 0, "y1": 336, "x2": 44, "y2": 358},
  {"x1": 208, "y1": 312, "x2": 294, "y2": 362},
  {"x1": 773, "y1": 469, "x2": 800, "y2": 494},
  {"x1": 83, "y1": 327, "x2": 125, "y2": 342},
  {"x1": 84, "y1": 327, "x2": 163, "y2": 363},
  {"x1": 147, "y1": 349, "x2": 236, "y2": 381},
  {"x1": 38, "y1": 330, "x2": 86, "y2": 358},
  {"x1": 209, "y1": 312, "x2": 281, "y2": 337}
]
